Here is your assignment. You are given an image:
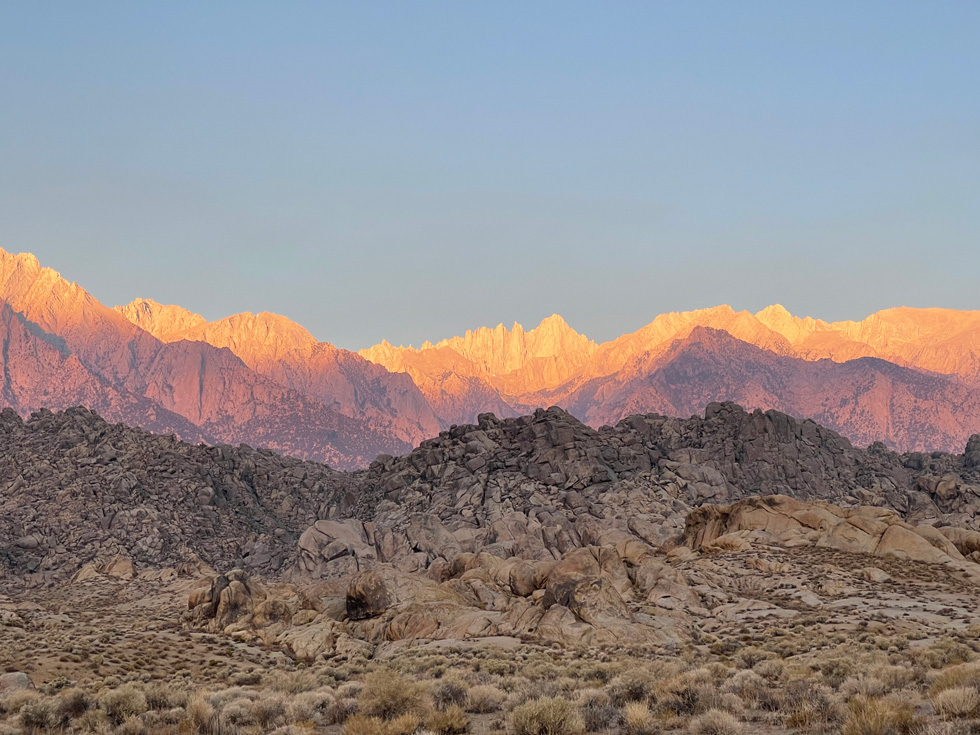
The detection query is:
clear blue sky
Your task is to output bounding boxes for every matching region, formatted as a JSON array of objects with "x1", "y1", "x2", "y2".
[{"x1": 1, "y1": 2, "x2": 977, "y2": 350}]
